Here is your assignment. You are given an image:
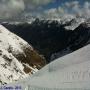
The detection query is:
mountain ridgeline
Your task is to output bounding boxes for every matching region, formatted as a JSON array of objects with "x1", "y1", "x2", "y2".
[
  {"x1": 2, "y1": 18, "x2": 90, "y2": 62},
  {"x1": 0, "y1": 25, "x2": 46, "y2": 85}
]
